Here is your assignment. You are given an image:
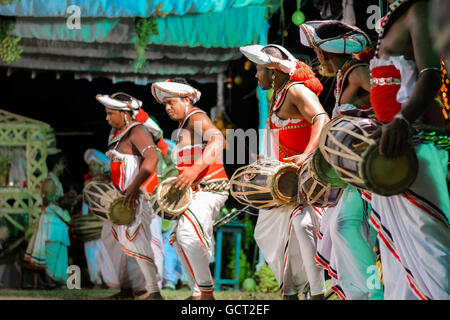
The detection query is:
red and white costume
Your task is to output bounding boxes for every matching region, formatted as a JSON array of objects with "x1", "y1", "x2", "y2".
[
  {"x1": 169, "y1": 108, "x2": 229, "y2": 297},
  {"x1": 104, "y1": 123, "x2": 161, "y2": 294},
  {"x1": 151, "y1": 81, "x2": 229, "y2": 297},
  {"x1": 240, "y1": 43, "x2": 326, "y2": 297},
  {"x1": 96, "y1": 92, "x2": 164, "y2": 295}
]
